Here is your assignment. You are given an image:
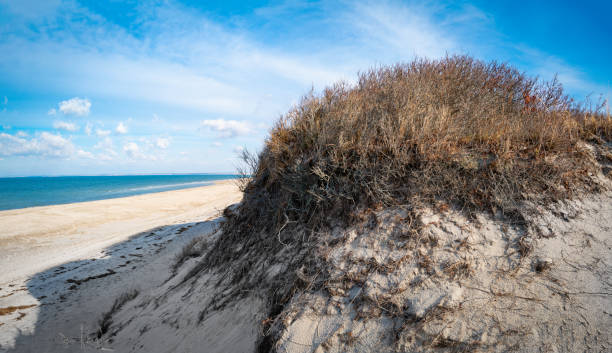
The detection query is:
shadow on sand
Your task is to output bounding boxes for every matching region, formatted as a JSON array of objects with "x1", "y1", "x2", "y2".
[{"x1": 2, "y1": 217, "x2": 222, "y2": 353}]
